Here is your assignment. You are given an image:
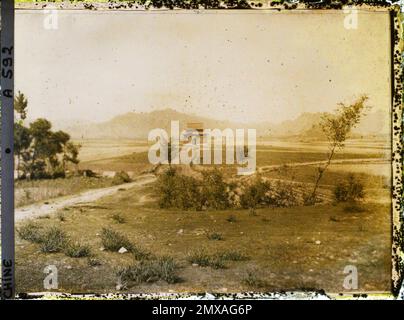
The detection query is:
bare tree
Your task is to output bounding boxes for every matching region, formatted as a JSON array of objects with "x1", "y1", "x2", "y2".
[{"x1": 308, "y1": 95, "x2": 370, "y2": 204}]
